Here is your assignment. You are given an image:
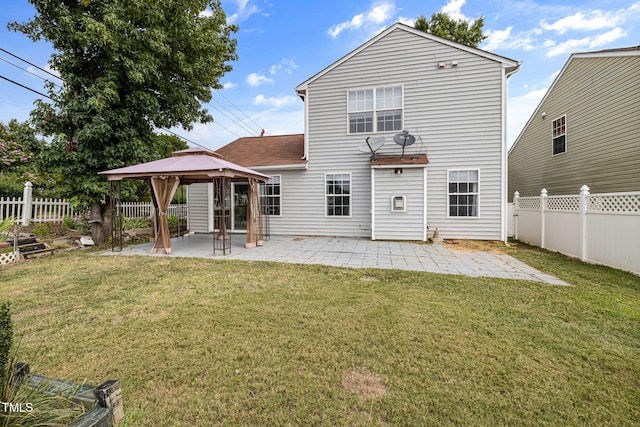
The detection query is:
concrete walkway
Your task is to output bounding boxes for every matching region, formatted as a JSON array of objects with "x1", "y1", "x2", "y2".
[{"x1": 100, "y1": 234, "x2": 568, "y2": 285}]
